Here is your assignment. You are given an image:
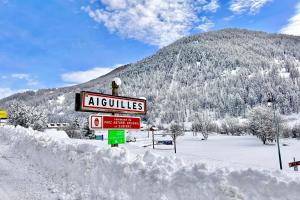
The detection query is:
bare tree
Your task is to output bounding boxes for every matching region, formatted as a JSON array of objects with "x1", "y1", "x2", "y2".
[
  {"x1": 170, "y1": 123, "x2": 184, "y2": 141},
  {"x1": 248, "y1": 106, "x2": 282, "y2": 144}
]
